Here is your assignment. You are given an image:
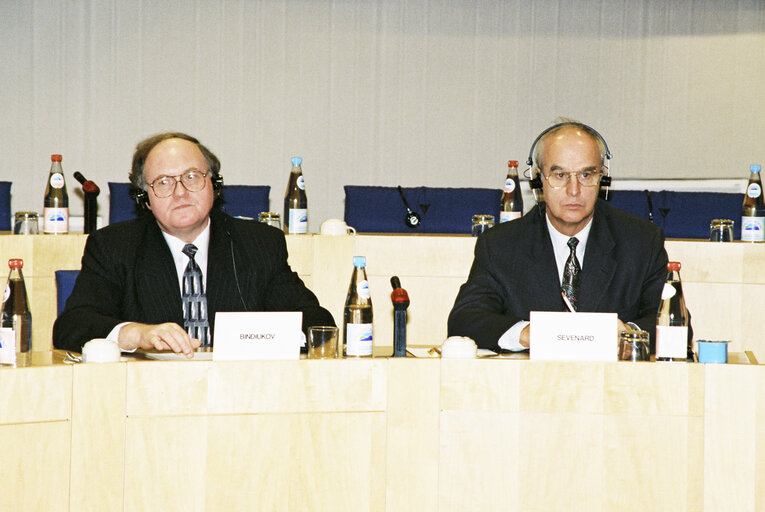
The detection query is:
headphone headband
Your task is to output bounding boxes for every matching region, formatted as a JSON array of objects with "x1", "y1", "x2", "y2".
[
  {"x1": 526, "y1": 122, "x2": 612, "y2": 168},
  {"x1": 526, "y1": 122, "x2": 612, "y2": 203}
]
